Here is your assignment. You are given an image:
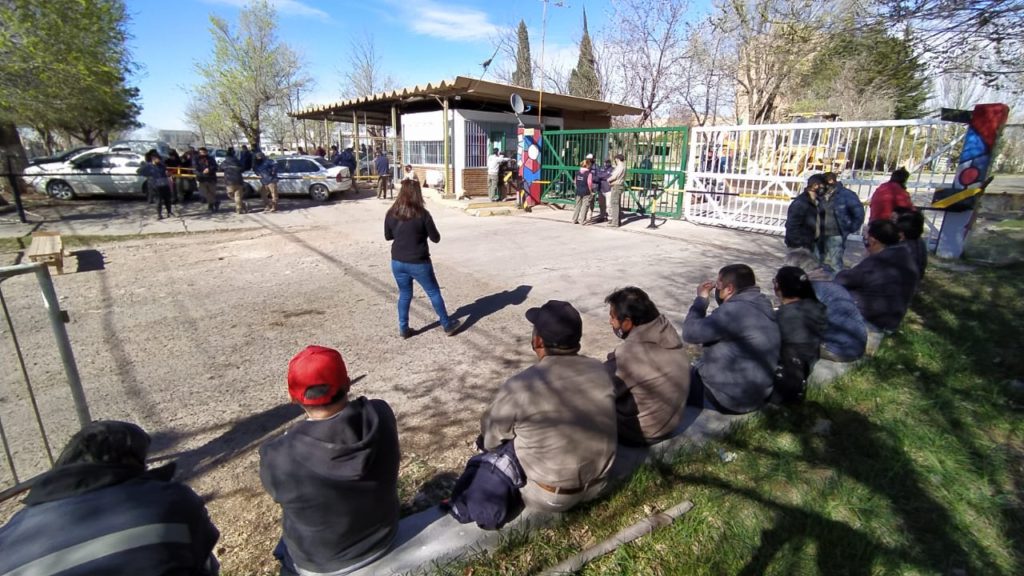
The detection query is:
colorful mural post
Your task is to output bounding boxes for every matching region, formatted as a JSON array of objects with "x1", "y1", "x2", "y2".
[
  {"x1": 518, "y1": 127, "x2": 543, "y2": 207},
  {"x1": 934, "y1": 103, "x2": 1010, "y2": 259}
]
